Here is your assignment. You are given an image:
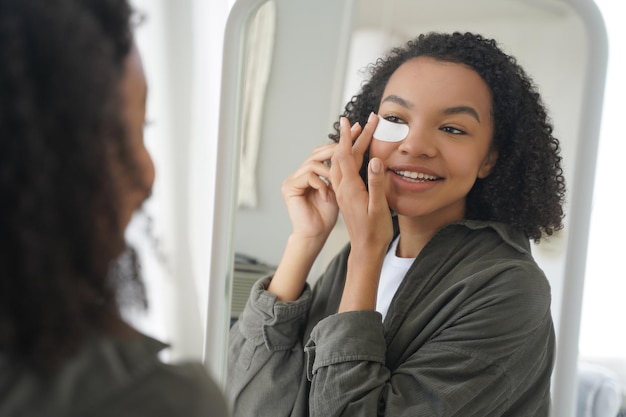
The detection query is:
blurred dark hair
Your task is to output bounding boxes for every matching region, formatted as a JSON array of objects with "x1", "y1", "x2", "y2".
[
  {"x1": 0, "y1": 0, "x2": 141, "y2": 370},
  {"x1": 330, "y1": 32, "x2": 565, "y2": 241}
]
